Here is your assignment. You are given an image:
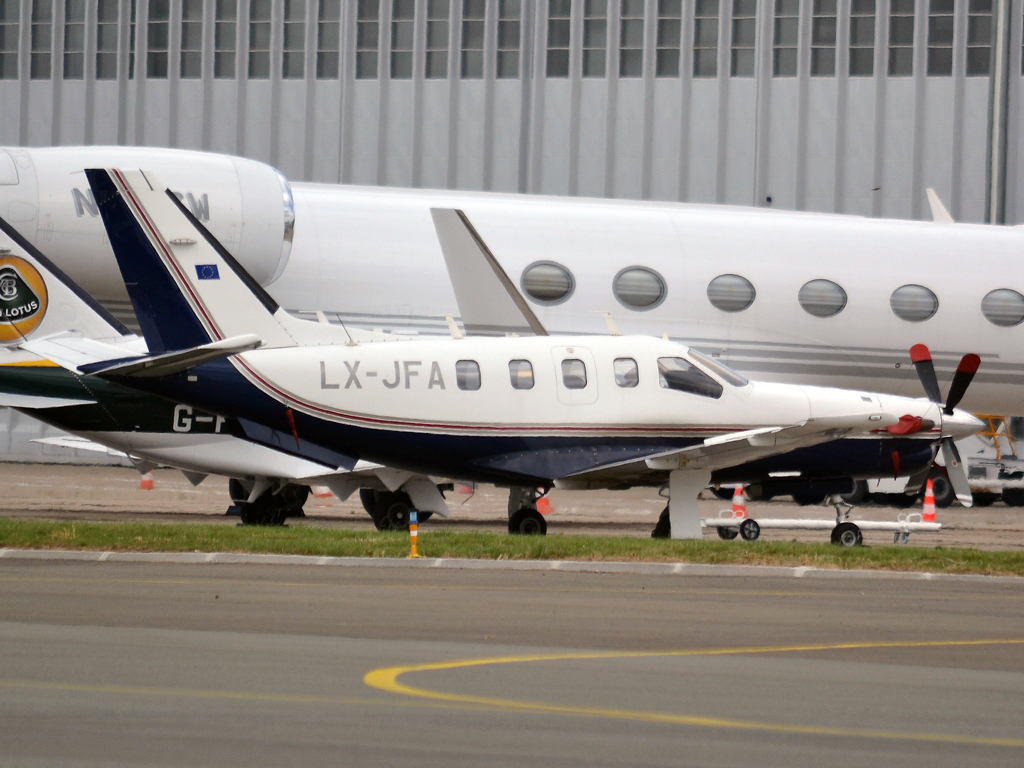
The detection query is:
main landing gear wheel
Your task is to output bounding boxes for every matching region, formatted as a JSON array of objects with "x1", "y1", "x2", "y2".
[
  {"x1": 651, "y1": 506, "x2": 671, "y2": 539},
  {"x1": 739, "y1": 519, "x2": 760, "y2": 542},
  {"x1": 508, "y1": 507, "x2": 547, "y2": 535},
  {"x1": 372, "y1": 492, "x2": 414, "y2": 531},
  {"x1": 928, "y1": 471, "x2": 956, "y2": 508},
  {"x1": 238, "y1": 493, "x2": 288, "y2": 526},
  {"x1": 831, "y1": 521, "x2": 863, "y2": 547},
  {"x1": 716, "y1": 526, "x2": 739, "y2": 540}
]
